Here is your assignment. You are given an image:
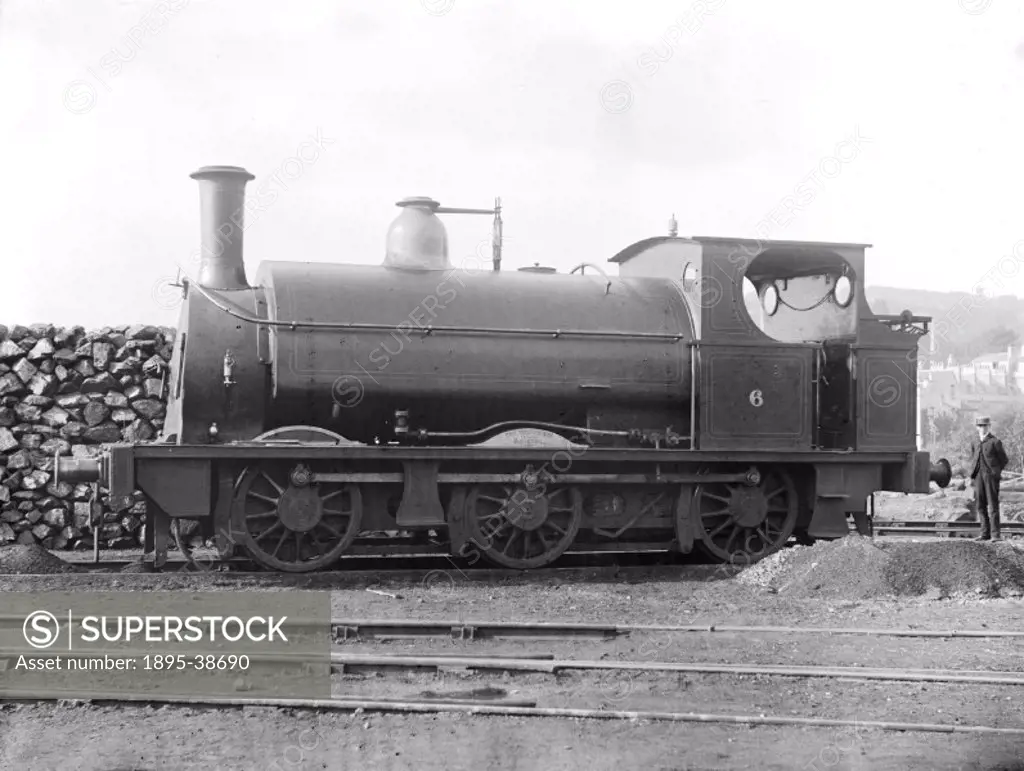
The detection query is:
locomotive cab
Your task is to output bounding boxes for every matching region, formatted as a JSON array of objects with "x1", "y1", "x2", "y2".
[{"x1": 743, "y1": 248, "x2": 861, "y2": 451}]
